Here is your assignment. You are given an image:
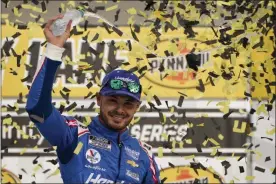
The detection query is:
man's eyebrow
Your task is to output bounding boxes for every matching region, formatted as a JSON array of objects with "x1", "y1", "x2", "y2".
[{"x1": 125, "y1": 98, "x2": 137, "y2": 102}]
